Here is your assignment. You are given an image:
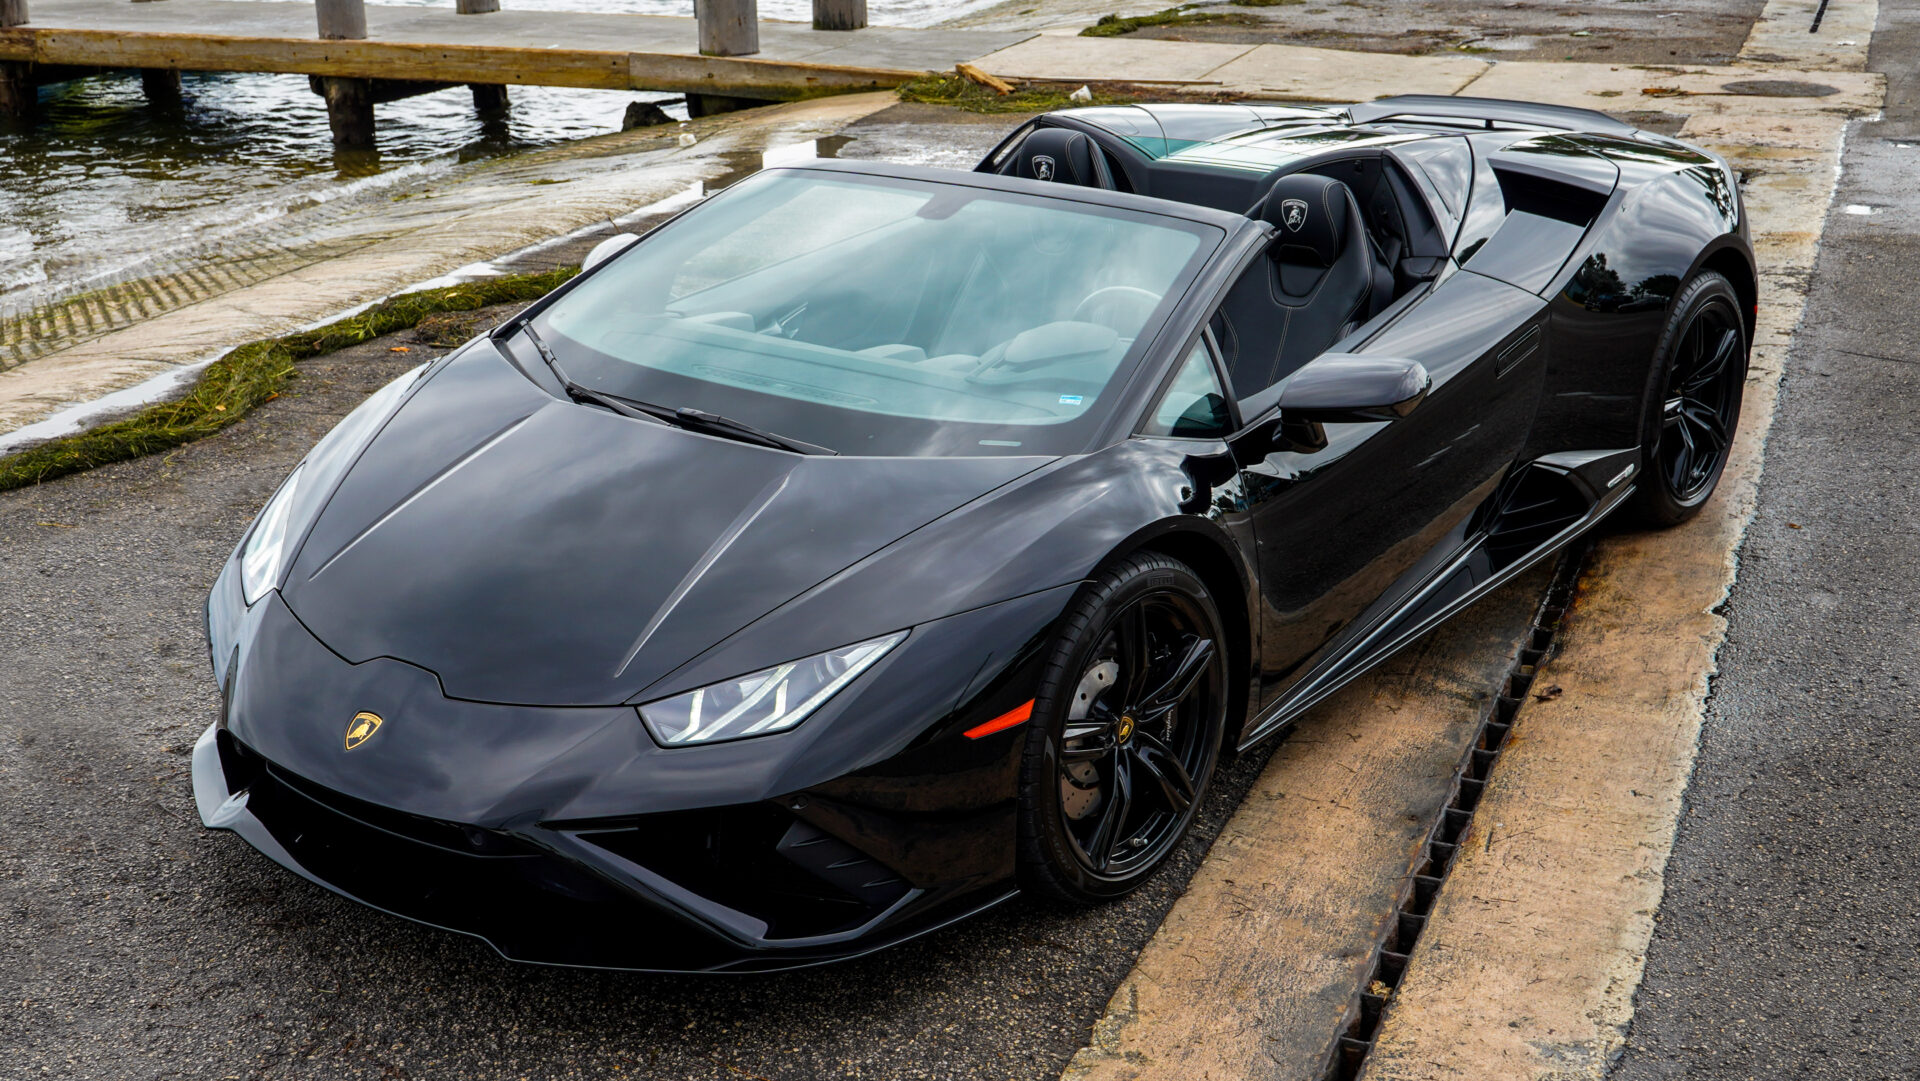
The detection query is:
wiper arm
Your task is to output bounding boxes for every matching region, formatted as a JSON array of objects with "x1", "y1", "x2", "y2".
[
  {"x1": 519, "y1": 323, "x2": 832, "y2": 455},
  {"x1": 520, "y1": 323, "x2": 673, "y2": 425},
  {"x1": 674, "y1": 408, "x2": 837, "y2": 456}
]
